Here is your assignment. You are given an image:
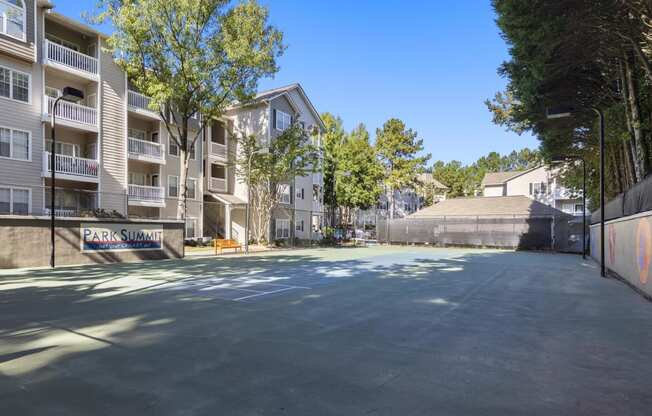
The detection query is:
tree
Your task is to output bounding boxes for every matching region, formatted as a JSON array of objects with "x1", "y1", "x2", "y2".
[
  {"x1": 320, "y1": 113, "x2": 347, "y2": 226},
  {"x1": 335, "y1": 124, "x2": 383, "y2": 230},
  {"x1": 376, "y1": 119, "x2": 431, "y2": 219},
  {"x1": 236, "y1": 124, "x2": 319, "y2": 244},
  {"x1": 97, "y1": 0, "x2": 284, "y2": 223}
]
